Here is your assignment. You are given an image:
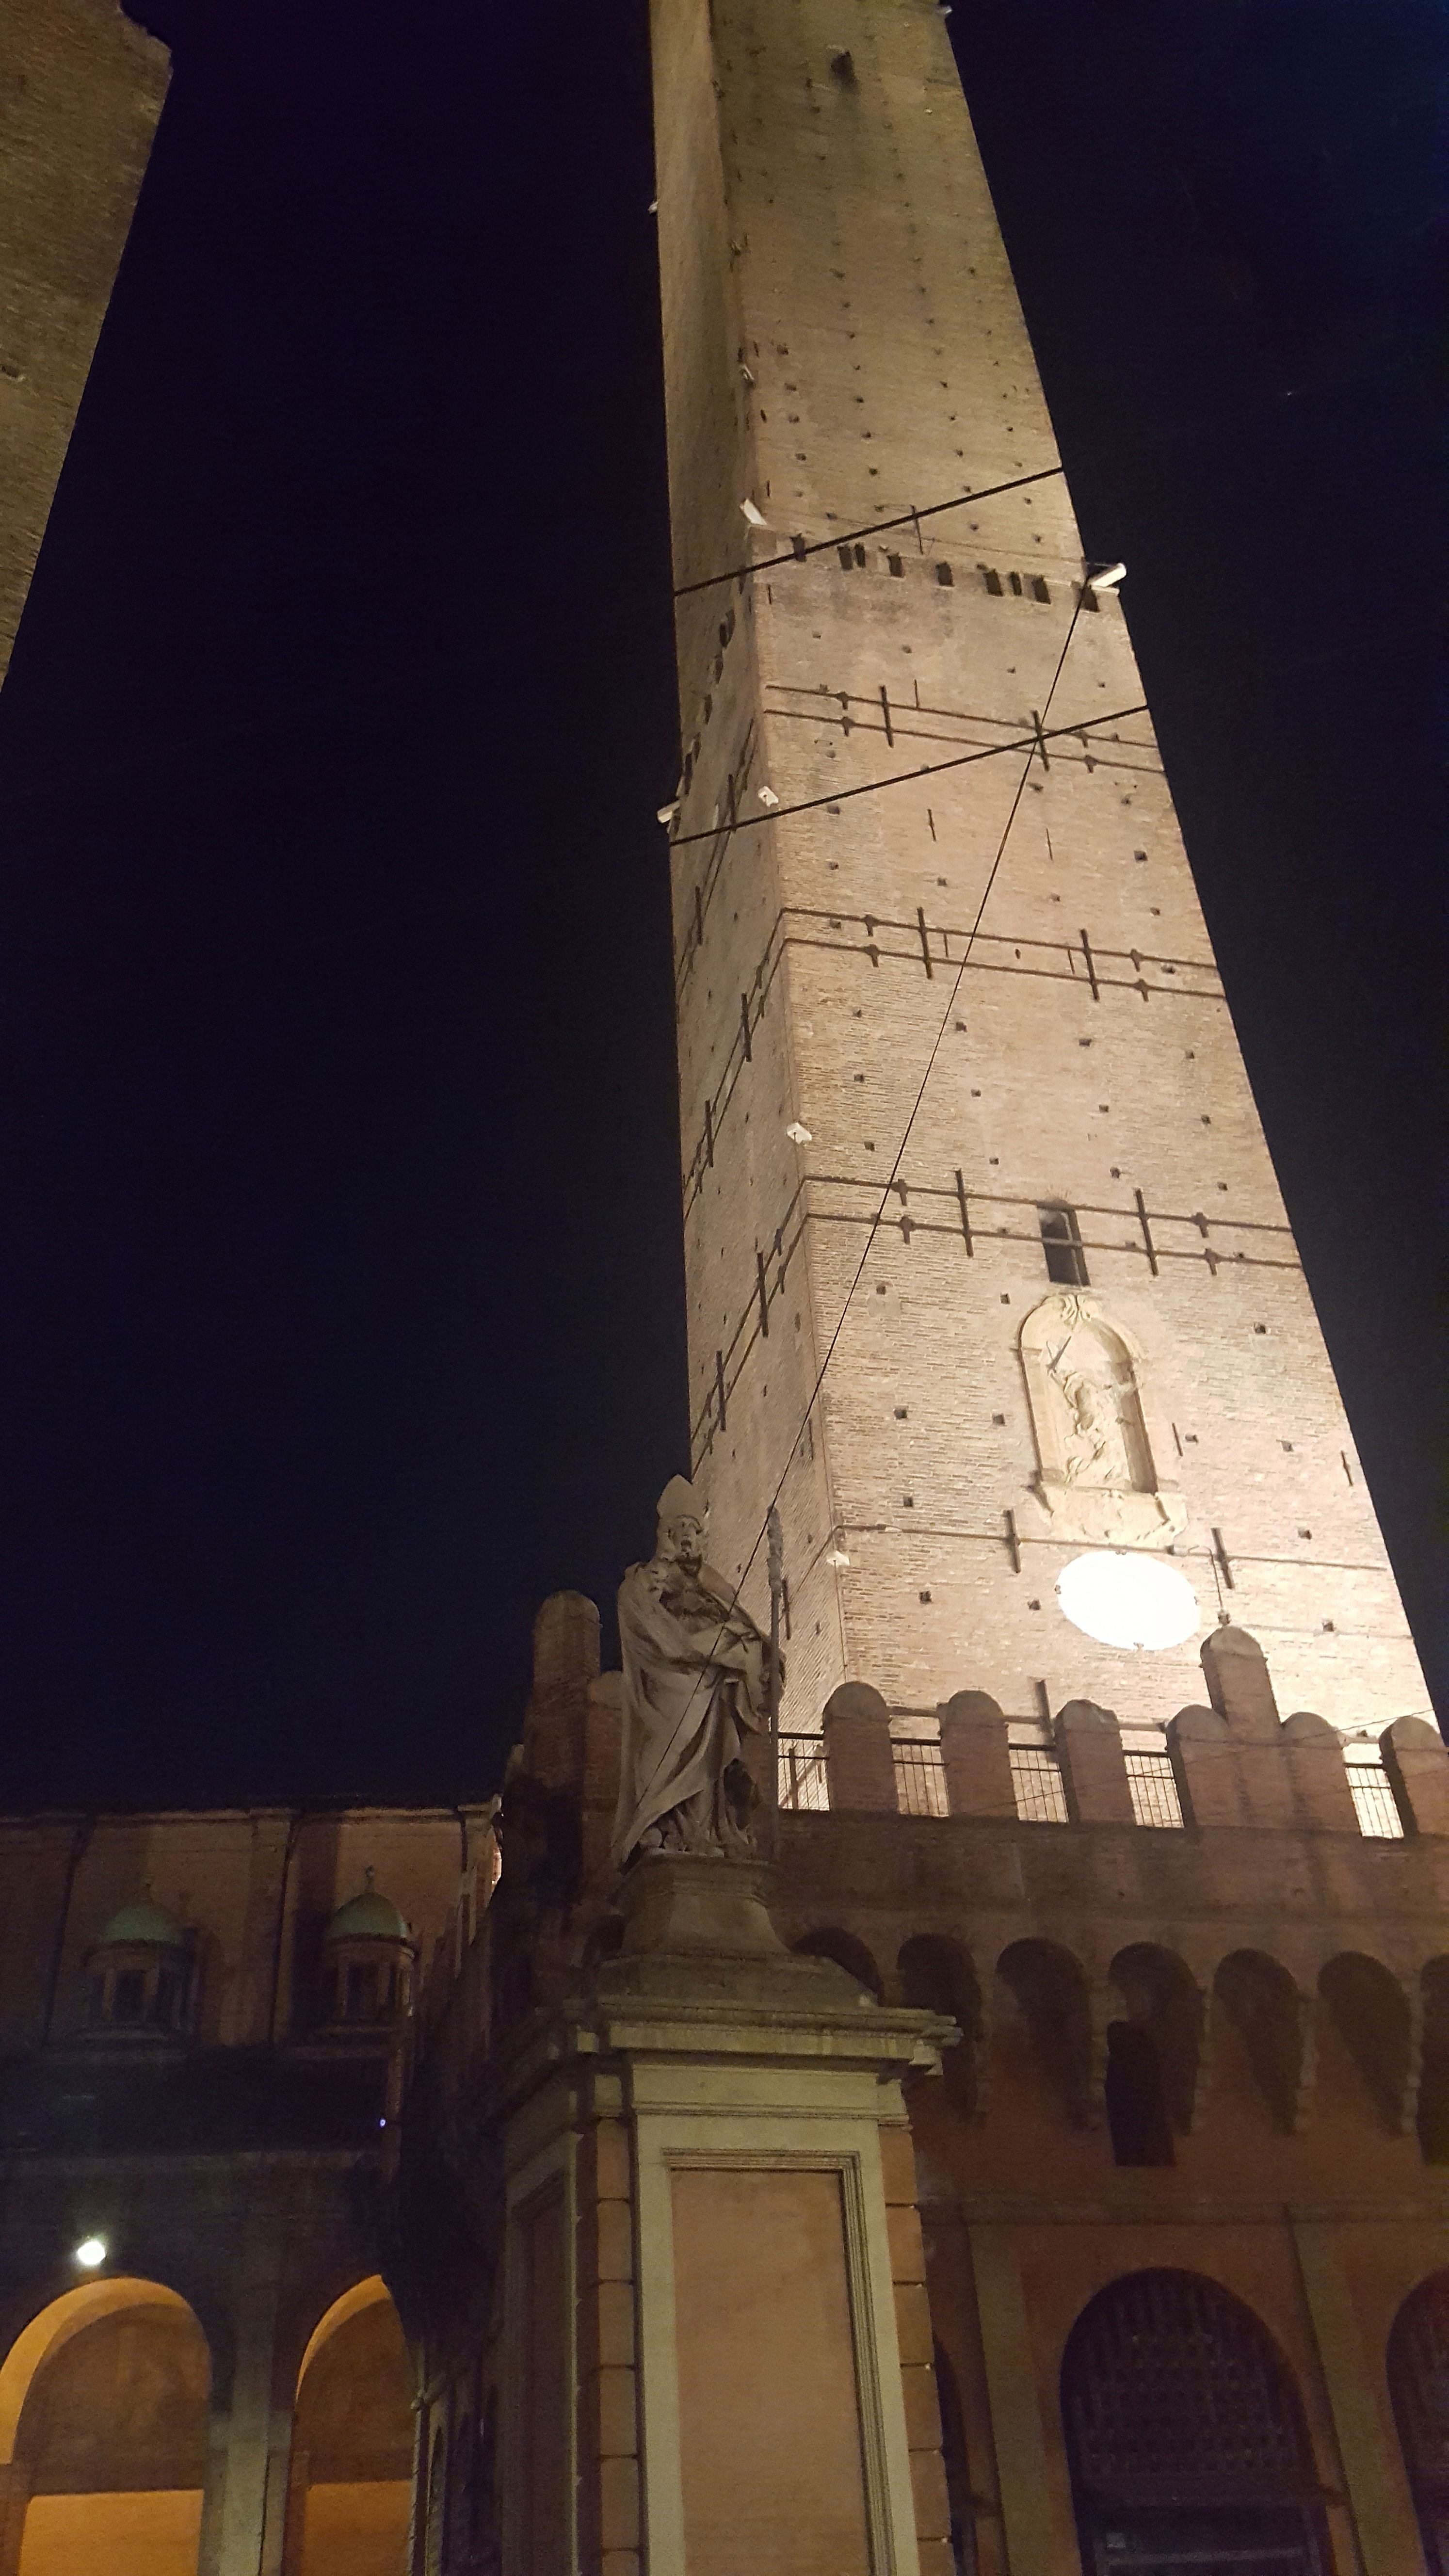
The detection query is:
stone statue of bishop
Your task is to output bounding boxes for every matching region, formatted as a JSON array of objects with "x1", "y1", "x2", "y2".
[{"x1": 611, "y1": 1476, "x2": 773, "y2": 1871}]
